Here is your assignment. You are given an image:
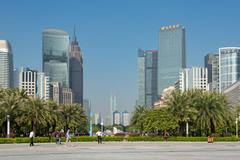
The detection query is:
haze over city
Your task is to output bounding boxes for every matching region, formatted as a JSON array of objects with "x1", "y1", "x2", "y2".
[{"x1": 1, "y1": 0, "x2": 240, "y2": 116}]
